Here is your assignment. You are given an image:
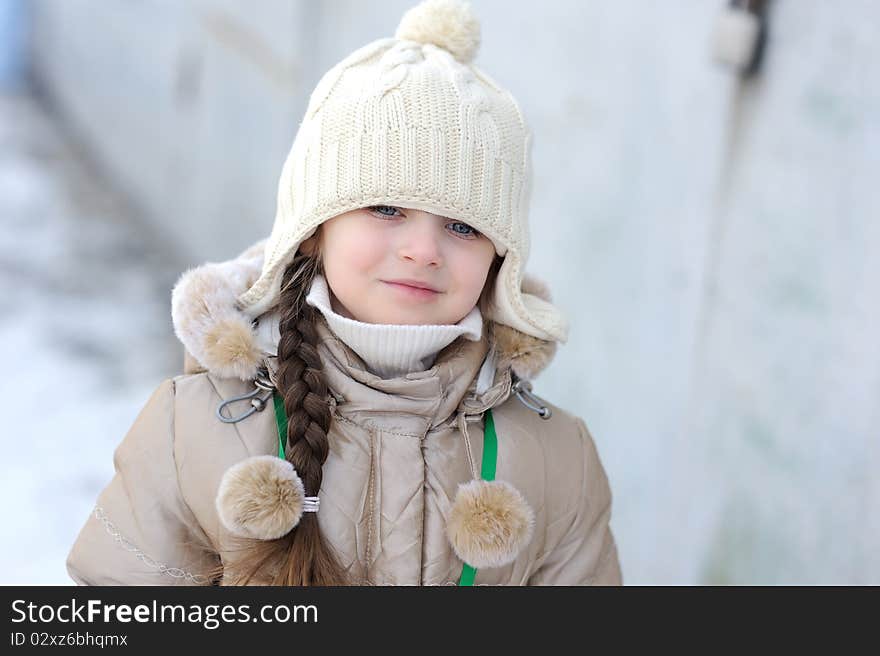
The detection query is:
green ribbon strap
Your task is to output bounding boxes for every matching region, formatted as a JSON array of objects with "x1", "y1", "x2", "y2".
[{"x1": 273, "y1": 391, "x2": 288, "y2": 460}]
